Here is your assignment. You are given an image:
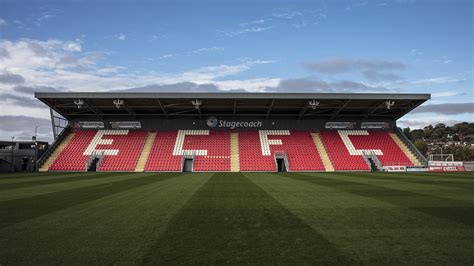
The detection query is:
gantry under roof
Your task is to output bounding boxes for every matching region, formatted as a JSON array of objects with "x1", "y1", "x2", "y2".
[{"x1": 35, "y1": 92, "x2": 430, "y2": 121}]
